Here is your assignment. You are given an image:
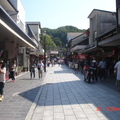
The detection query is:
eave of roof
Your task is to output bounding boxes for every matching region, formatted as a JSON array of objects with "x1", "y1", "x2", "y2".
[
  {"x1": 0, "y1": 6, "x2": 37, "y2": 49},
  {"x1": 96, "y1": 25, "x2": 116, "y2": 40},
  {"x1": 26, "y1": 24, "x2": 36, "y2": 38},
  {"x1": 26, "y1": 22, "x2": 41, "y2": 29},
  {"x1": 7, "y1": 0, "x2": 18, "y2": 13},
  {"x1": 88, "y1": 9, "x2": 116, "y2": 18}
]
